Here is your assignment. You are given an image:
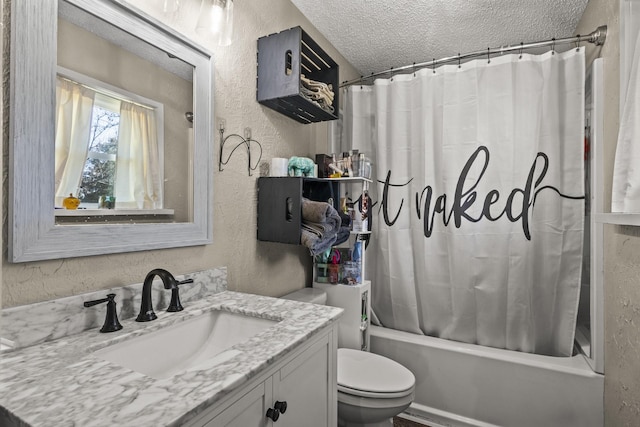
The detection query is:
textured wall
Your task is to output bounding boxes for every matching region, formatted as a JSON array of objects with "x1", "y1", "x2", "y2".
[
  {"x1": 1, "y1": 0, "x2": 359, "y2": 307},
  {"x1": 576, "y1": 0, "x2": 640, "y2": 425}
]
